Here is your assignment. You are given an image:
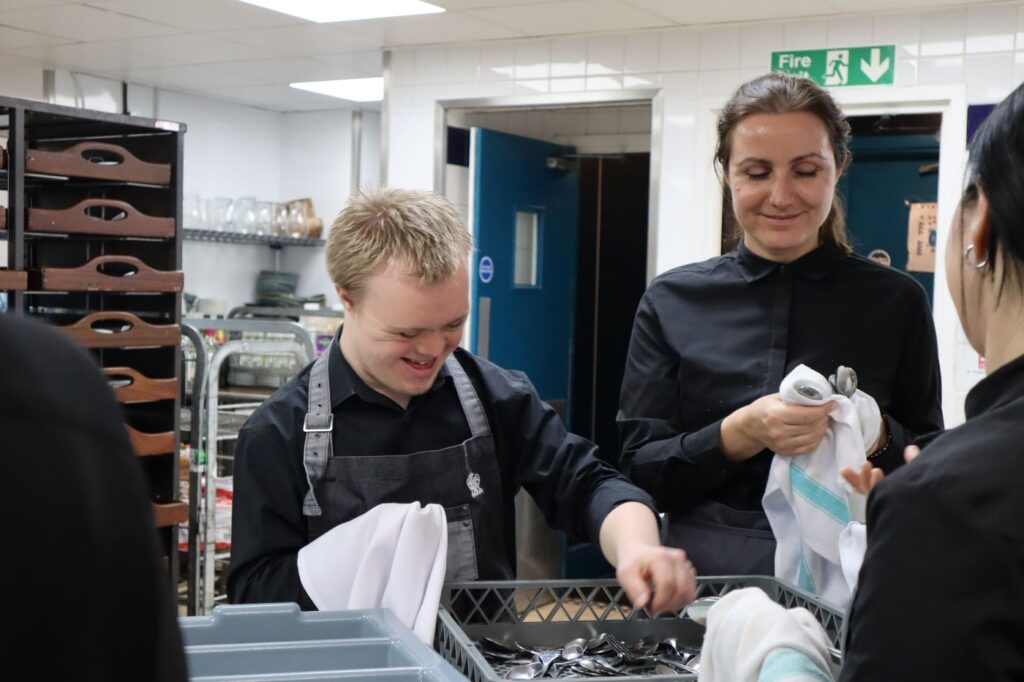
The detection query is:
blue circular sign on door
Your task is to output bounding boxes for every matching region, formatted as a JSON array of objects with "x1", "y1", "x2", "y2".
[{"x1": 478, "y1": 256, "x2": 494, "y2": 284}]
